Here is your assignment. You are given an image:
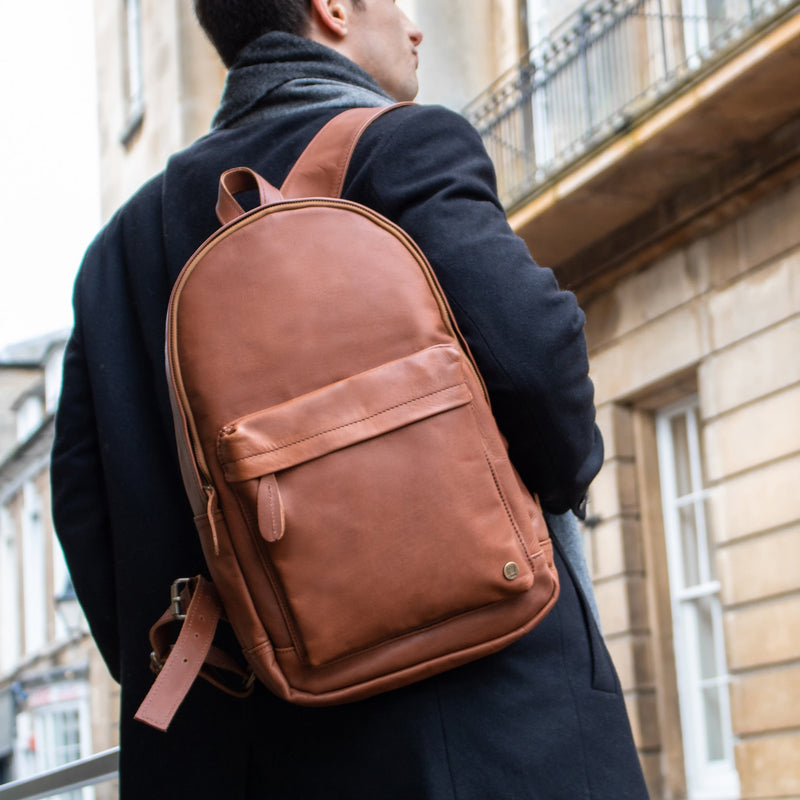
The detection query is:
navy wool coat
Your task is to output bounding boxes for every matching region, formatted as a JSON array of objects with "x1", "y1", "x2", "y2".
[{"x1": 52, "y1": 102, "x2": 649, "y2": 798}]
